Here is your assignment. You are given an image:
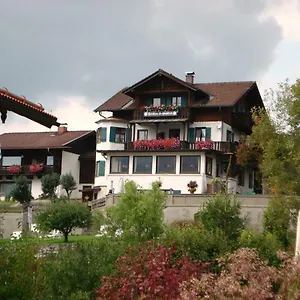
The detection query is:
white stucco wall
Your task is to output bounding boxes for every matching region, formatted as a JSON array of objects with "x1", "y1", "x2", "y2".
[{"x1": 31, "y1": 178, "x2": 42, "y2": 199}]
